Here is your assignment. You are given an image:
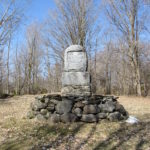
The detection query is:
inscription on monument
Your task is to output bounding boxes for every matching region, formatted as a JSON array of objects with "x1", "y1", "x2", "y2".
[{"x1": 67, "y1": 52, "x2": 86, "y2": 71}]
